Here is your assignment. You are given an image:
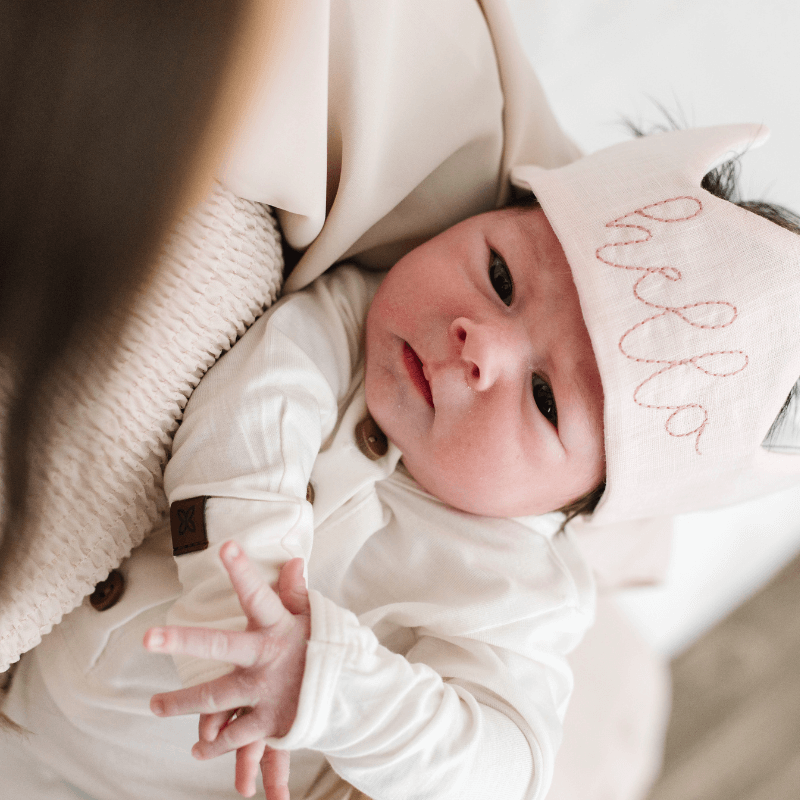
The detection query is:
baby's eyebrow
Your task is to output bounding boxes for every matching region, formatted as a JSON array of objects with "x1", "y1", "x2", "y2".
[{"x1": 509, "y1": 207, "x2": 550, "y2": 268}]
